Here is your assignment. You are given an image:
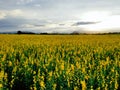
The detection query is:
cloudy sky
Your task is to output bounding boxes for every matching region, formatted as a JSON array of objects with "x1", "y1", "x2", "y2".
[{"x1": 0, "y1": 0, "x2": 120, "y2": 33}]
